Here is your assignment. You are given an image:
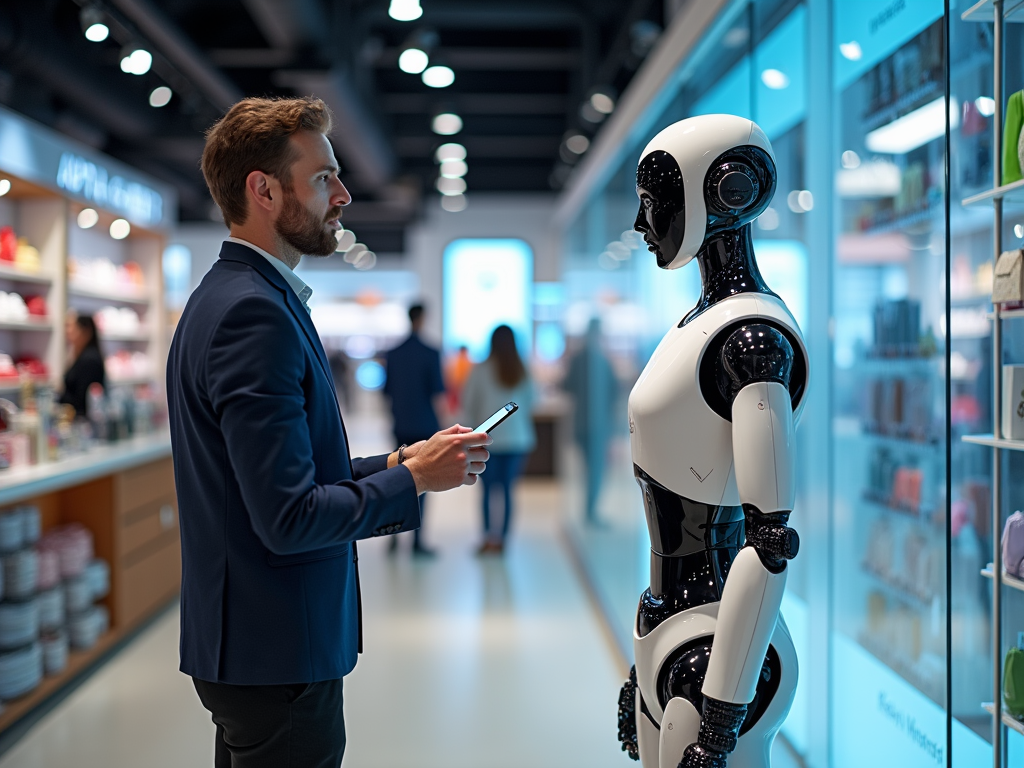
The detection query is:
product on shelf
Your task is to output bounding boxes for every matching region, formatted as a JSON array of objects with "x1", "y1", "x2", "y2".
[
  {"x1": 993, "y1": 249, "x2": 1024, "y2": 308},
  {"x1": 38, "y1": 524, "x2": 92, "y2": 579},
  {"x1": 871, "y1": 299, "x2": 925, "y2": 358},
  {"x1": 3, "y1": 550, "x2": 38, "y2": 601},
  {"x1": 0, "y1": 642, "x2": 42, "y2": 700},
  {"x1": 0, "y1": 293, "x2": 28, "y2": 323},
  {"x1": 0, "y1": 228, "x2": 15, "y2": 264},
  {"x1": 23, "y1": 296, "x2": 45, "y2": 317},
  {"x1": 1002, "y1": 365, "x2": 1024, "y2": 438},
  {"x1": 863, "y1": 377, "x2": 935, "y2": 443},
  {"x1": 105, "y1": 351, "x2": 153, "y2": 382},
  {"x1": 1002, "y1": 511, "x2": 1024, "y2": 578},
  {"x1": 0, "y1": 600, "x2": 38, "y2": 650},
  {"x1": 68, "y1": 257, "x2": 145, "y2": 294},
  {"x1": 94, "y1": 306, "x2": 141, "y2": 336},
  {"x1": 1004, "y1": 639, "x2": 1024, "y2": 718},
  {"x1": 36, "y1": 587, "x2": 63, "y2": 632},
  {"x1": 40, "y1": 631, "x2": 67, "y2": 676},
  {"x1": 13, "y1": 240, "x2": 38, "y2": 272},
  {"x1": 1003, "y1": 90, "x2": 1024, "y2": 185}
]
